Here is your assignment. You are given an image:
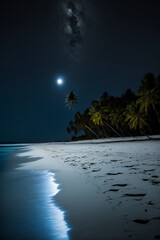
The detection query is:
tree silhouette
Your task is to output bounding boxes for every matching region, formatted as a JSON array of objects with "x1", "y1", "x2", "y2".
[
  {"x1": 65, "y1": 91, "x2": 78, "y2": 110},
  {"x1": 137, "y1": 88, "x2": 160, "y2": 115},
  {"x1": 109, "y1": 107, "x2": 125, "y2": 136},
  {"x1": 89, "y1": 104, "x2": 108, "y2": 126},
  {"x1": 137, "y1": 73, "x2": 160, "y2": 123},
  {"x1": 89, "y1": 101, "x2": 122, "y2": 137},
  {"x1": 124, "y1": 103, "x2": 148, "y2": 136},
  {"x1": 66, "y1": 73, "x2": 160, "y2": 140},
  {"x1": 66, "y1": 91, "x2": 99, "y2": 139}
]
